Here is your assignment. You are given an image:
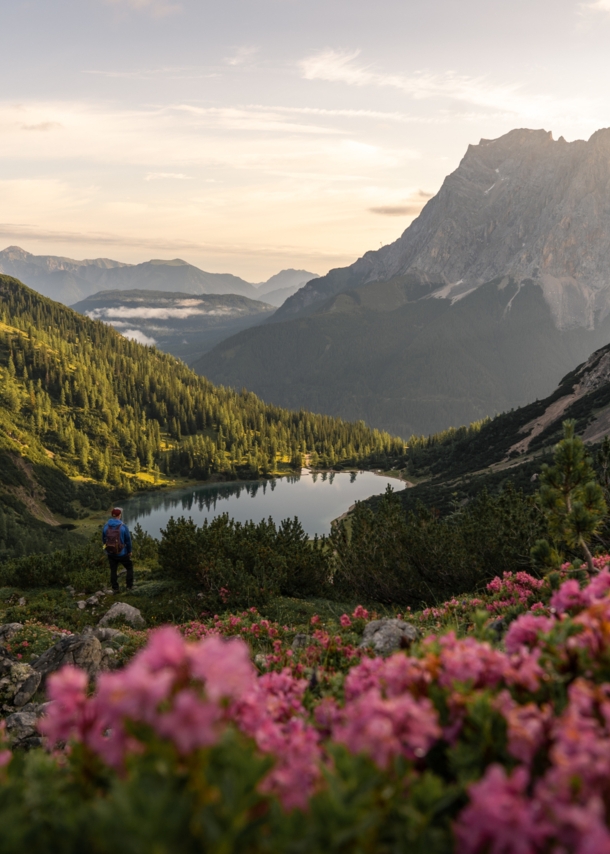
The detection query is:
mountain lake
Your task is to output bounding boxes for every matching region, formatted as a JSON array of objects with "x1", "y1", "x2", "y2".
[{"x1": 122, "y1": 470, "x2": 406, "y2": 539}]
